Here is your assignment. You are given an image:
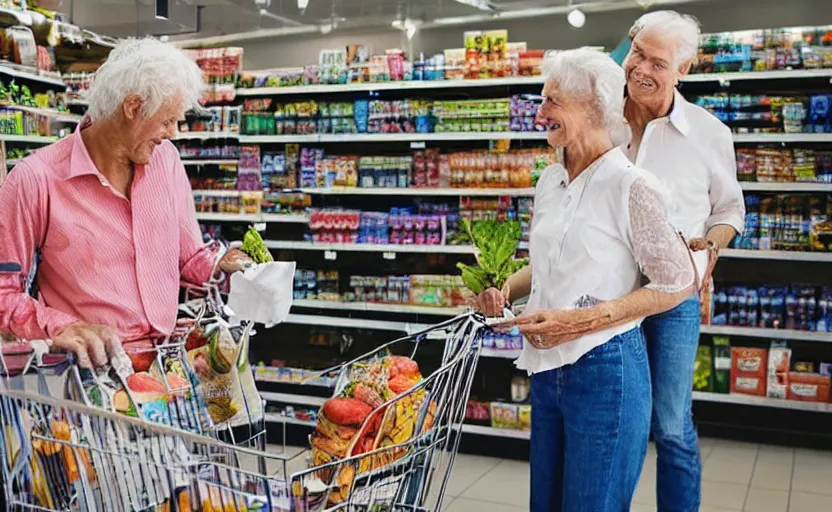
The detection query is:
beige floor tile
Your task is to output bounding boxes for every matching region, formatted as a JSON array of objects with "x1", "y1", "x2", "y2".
[
  {"x1": 630, "y1": 504, "x2": 657, "y2": 512},
  {"x1": 789, "y1": 491, "x2": 832, "y2": 512},
  {"x1": 744, "y1": 488, "x2": 788, "y2": 512},
  {"x1": 699, "y1": 507, "x2": 741, "y2": 512},
  {"x1": 751, "y1": 451, "x2": 794, "y2": 491},
  {"x1": 445, "y1": 497, "x2": 525, "y2": 512},
  {"x1": 709, "y1": 441, "x2": 760, "y2": 465},
  {"x1": 791, "y1": 454, "x2": 832, "y2": 496},
  {"x1": 633, "y1": 464, "x2": 657, "y2": 506},
  {"x1": 704, "y1": 454, "x2": 756, "y2": 485},
  {"x1": 701, "y1": 480, "x2": 749, "y2": 510},
  {"x1": 460, "y1": 460, "x2": 529, "y2": 507},
  {"x1": 444, "y1": 453, "x2": 503, "y2": 497}
]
